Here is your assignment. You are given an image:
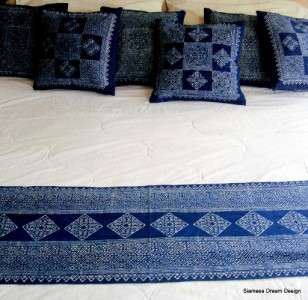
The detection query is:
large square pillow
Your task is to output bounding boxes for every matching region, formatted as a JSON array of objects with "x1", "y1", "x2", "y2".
[
  {"x1": 34, "y1": 8, "x2": 122, "y2": 95},
  {"x1": 112, "y1": 9, "x2": 185, "y2": 86},
  {"x1": 0, "y1": 3, "x2": 68, "y2": 78},
  {"x1": 204, "y1": 9, "x2": 271, "y2": 87},
  {"x1": 258, "y1": 11, "x2": 308, "y2": 90},
  {"x1": 150, "y1": 22, "x2": 245, "y2": 105}
]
